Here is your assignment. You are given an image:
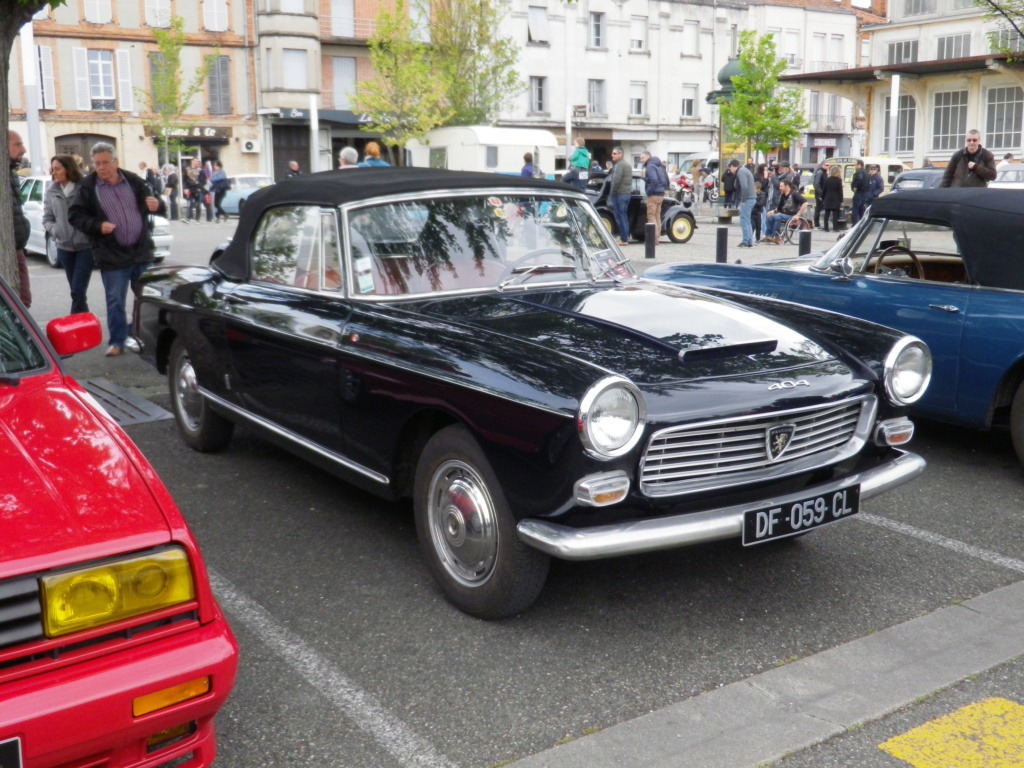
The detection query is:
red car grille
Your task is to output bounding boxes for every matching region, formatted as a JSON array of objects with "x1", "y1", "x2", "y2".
[{"x1": 0, "y1": 575, "x2": 43, "y2": 649}]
